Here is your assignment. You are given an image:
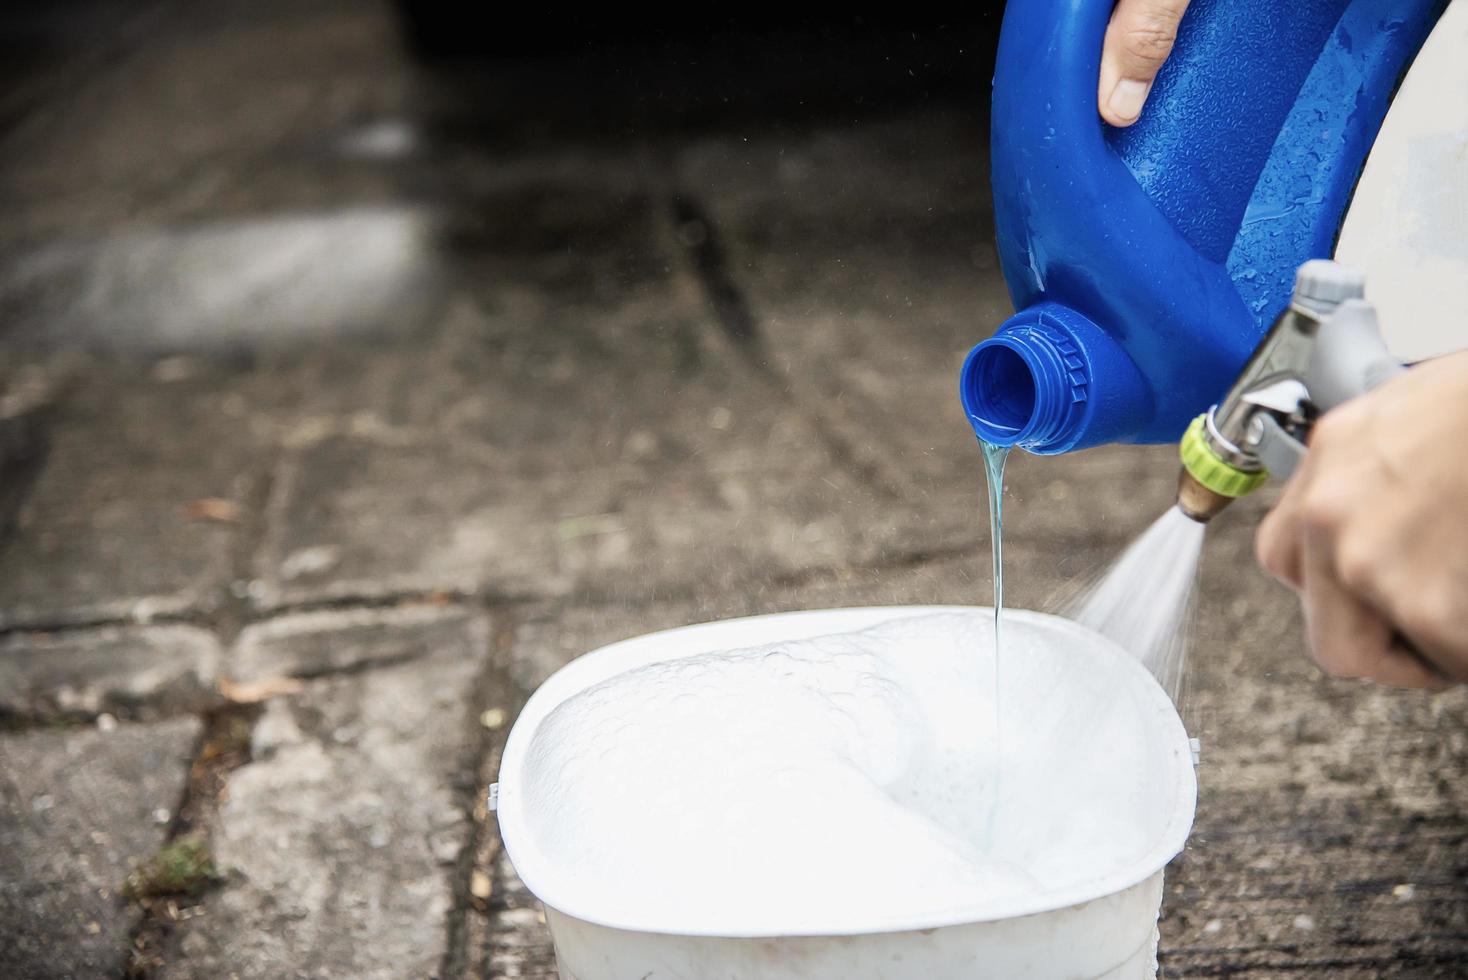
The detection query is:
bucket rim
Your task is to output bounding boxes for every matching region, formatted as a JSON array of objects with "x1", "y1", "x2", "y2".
[{"x1": 496, "y1": 605, "x2": 1197, "y2": 938}]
